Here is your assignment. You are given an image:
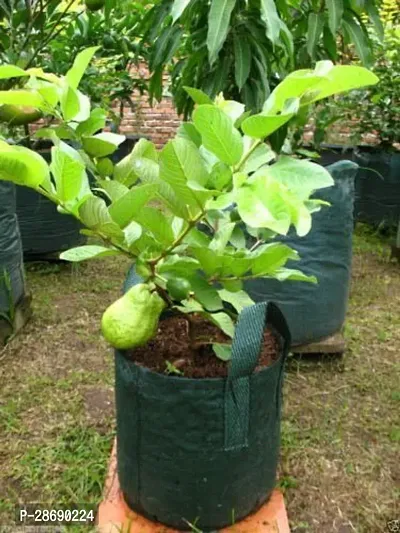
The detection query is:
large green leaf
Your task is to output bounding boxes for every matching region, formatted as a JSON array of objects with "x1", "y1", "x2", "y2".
[
  {"x1": 0, "y1": 90, "x2": 43, "y2": 108},
  {"x1": 97, "y1": 180, "x2": 129, "y2": 202},
  {"x1": 326, "y1": 0, "x2": 343, "y2": 35},
  {"x1": 307, "y1": 12, "x2": 324, "y2": 59},
  {"x1": 158, "y1": 255, "x2": 201, "y2": 277},
  {"x1": 213, "y1": 343, "x2": 232, "y2": 361},
  {"x1": 171, "y1": 0, "x2": 191, "y2": 22},
  {"x1": 60, "y1": 244, "x2": 121, "y2": 262},
  {"x1": 0, "y1": 65, "x2": 28, "y2": 79},
  {"x1": 159, "y1": 137, "x2": 210, "y2": 210},
  {"x1": 76, "y1": 108, "x2": 107, "y2": 137},
  {"x1": 183, "y1": 87, "x2": 214, "y2": 105},
  {"x1": 206, "y1": 311, "x2": 234, "y2": 337},
  {"x1": 207, "y1": 0, "x2": 236, "y2": 65},
  {"x1": 82, "y1": 133, "x2": 125, "y2": 158},
  {"x1": 134, "y1": 206, "x2": 175, "y2": 246},
  {"x1": 0, "y1": 141, "x2": 49, "y2": 188},
  {"x1": 124, "y1": 221, "x2": 142, "y2": 248},
  {"x1": 261, "y1": 156, "x2": 334, "y2": 199},
  {"x1": 243, "y1": 143, "x2": 275, "y2": 173},
  {"x1": 66, "y1": 47, "x2": 99, "y2": 89},
  {"x1": 193, "y1": 105, "x2": 243, "y2": 165},
  {"x1": 190, "y1": 247, "x2": 223, "y2": 276},
  {"x1": 177, "y1": 123, "x2": 202, "y2": 147},
  {"x1": 108, "y1": 184, "x2": 158, "y2": 228},
  {"x1": 126, "y1": 155, "x2": 189, "y2": 220},
  {"x1": 241, "y1": 98, "x2": 299, "y2": 139},
  {"x1": 365, "y1": 0, "x2": 384, "y2": 42},
  {"x1": 79, "y1": 196, "x2": 125, "y2": 241},
  {"x1": 218, "y1": 289, "x2": 254, "y2": 313},
  {"x1": 342, "y1": 16, "x2": 372, "y2": 66},
  {"x1": 50, "y1": 143, "x2": 88, "y2": 204},
  {"x1": 114, "y1": 138, "x2": 158, "y2": 186},
  {"x1": 79, "y1": 196, "x2": 111, "y2": 228},
  {"x1": 251, "y1": 243, "x2": 298, "y2": 275},
  {"x1": 236, "y1": 177, "x2": 292, "y2": 235},
  {"x1": 215, "y1": 97, "x2": 245, "y2": 123},
  {"x1": 210, "y1": 222, "x2": 235, "y2": 252},
  {"x1": 272, "y1": 268, "x2": 317, "y2": 283},
  {"x1": 234, "y1": 38, "x2": 251, "y2": 90},
  {"x1": 260, "y1": 0, "x2": 281, "y2": 45},
  {"x1": 35, "y1": 81, "x2": 59, "y2": 108},
  {"x1": 302, "y1": 63, "x2": 378, "y2": 104},
  {"x1": 188, "y1": 275, "x2": 223, "y2": 312},
  {"x1": 73, "y1": 91, "x2": 91, "y2": 123},
  {"x1": 60, "y1": 85, "x2": 80, "y2": 121},
  {"x1": 267, "y1": 61, "x2": 378, "y2": 112}
]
